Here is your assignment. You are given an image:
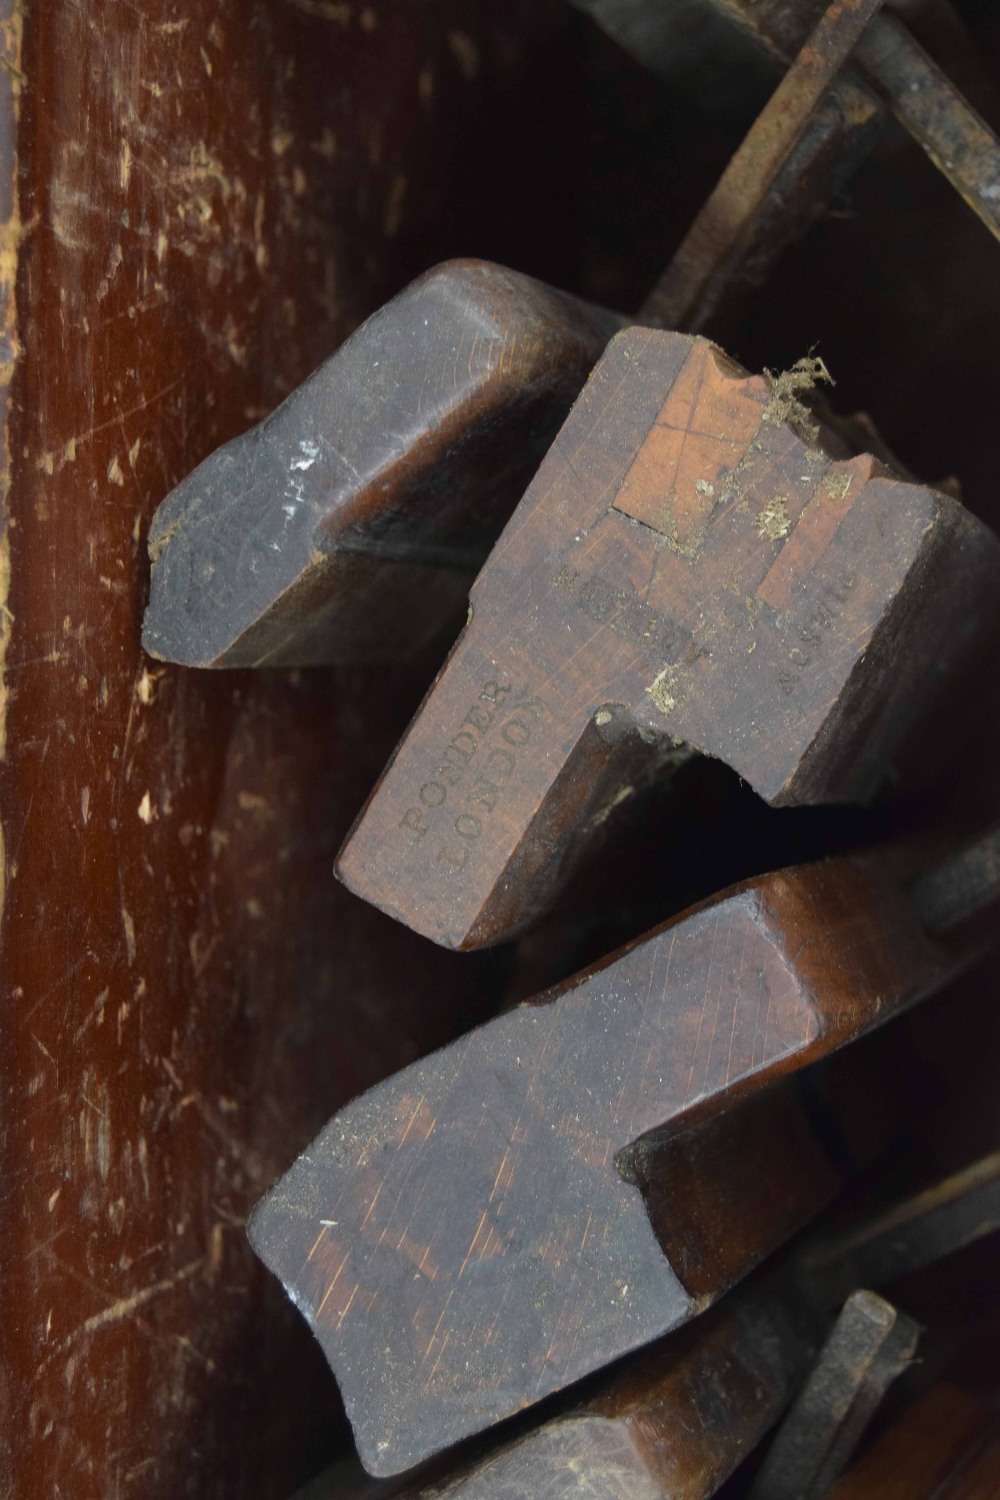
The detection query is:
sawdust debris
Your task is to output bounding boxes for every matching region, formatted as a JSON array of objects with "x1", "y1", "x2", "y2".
[
  {"x1": 646, "y1": 666, "x2": 678, "y2": 716},
  {"x1": 762, "y1": 355, "x2": 833, "y2": 440},
  {"x1": 757, "y1": 495, "x2": 790, "y2": 540}
]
